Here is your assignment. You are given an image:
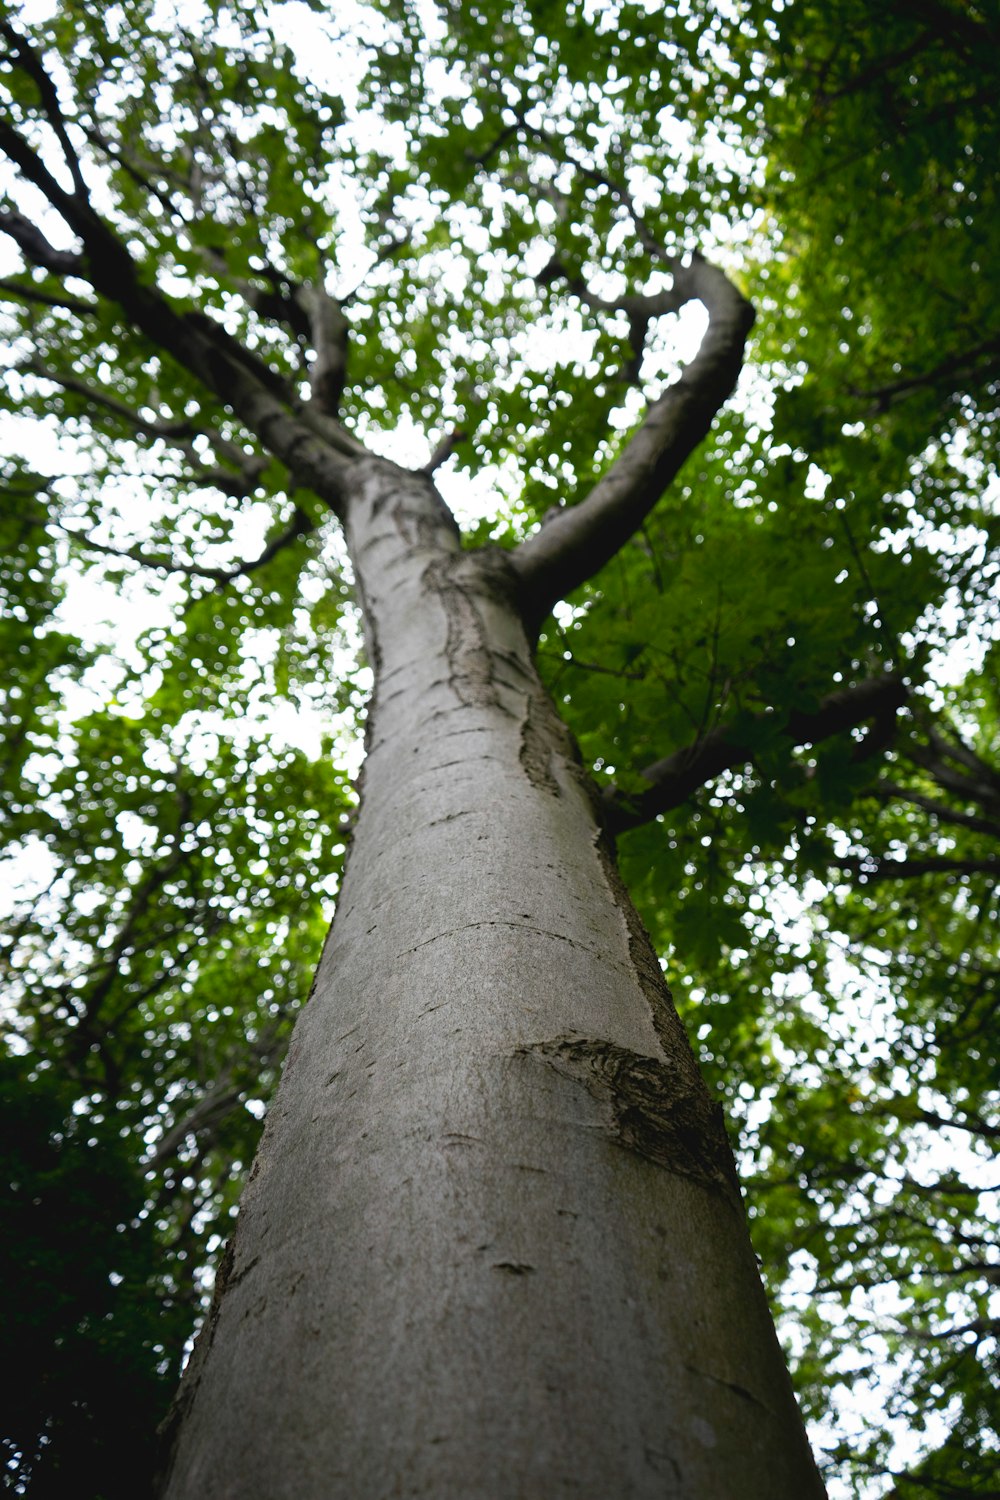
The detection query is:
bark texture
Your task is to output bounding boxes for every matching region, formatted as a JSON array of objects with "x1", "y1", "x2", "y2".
[{"x1": 158, "y1": 459, "x2": 824, "y2": 1499}]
